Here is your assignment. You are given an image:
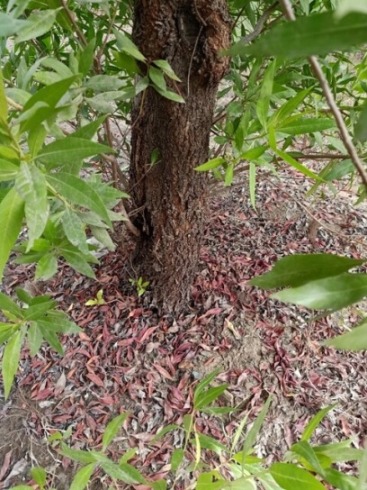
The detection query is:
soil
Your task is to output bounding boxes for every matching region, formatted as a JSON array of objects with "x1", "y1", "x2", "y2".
[{"x1": 0, "y1": 164, "x2": 367, "y2": 489}]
